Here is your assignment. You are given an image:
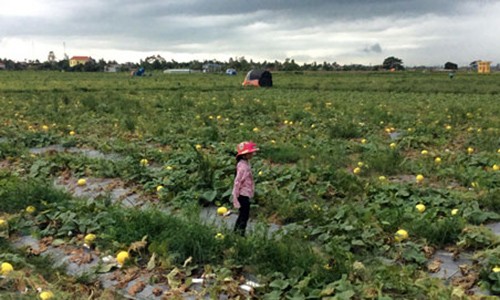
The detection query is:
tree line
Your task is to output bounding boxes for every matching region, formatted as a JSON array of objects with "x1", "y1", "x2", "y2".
[{"x1": 0, "y1": 56, "x2": 404, "y2": 72}]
